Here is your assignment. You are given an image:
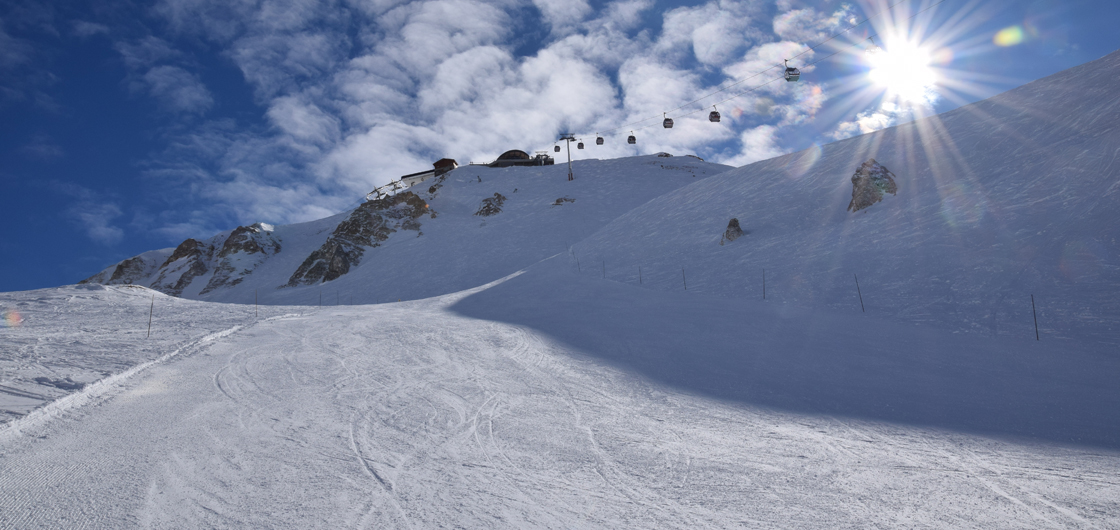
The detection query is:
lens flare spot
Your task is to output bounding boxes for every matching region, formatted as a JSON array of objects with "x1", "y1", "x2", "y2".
[
  {"x1": 3, "y1": 309, "x2": 23, "y2": 327},
  {"x1": 994, "y1": 26, "x2": 1025, "y2": 47},
  {"x1": 939, "y1": 183, "x2": 986, "y2": 227},
  {"x1": 1059, "y1": 240, "x2": 1106, "y2": 281},
  {"x1": 784, "y1": 144, "x2": 822, "y2": 179}
]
